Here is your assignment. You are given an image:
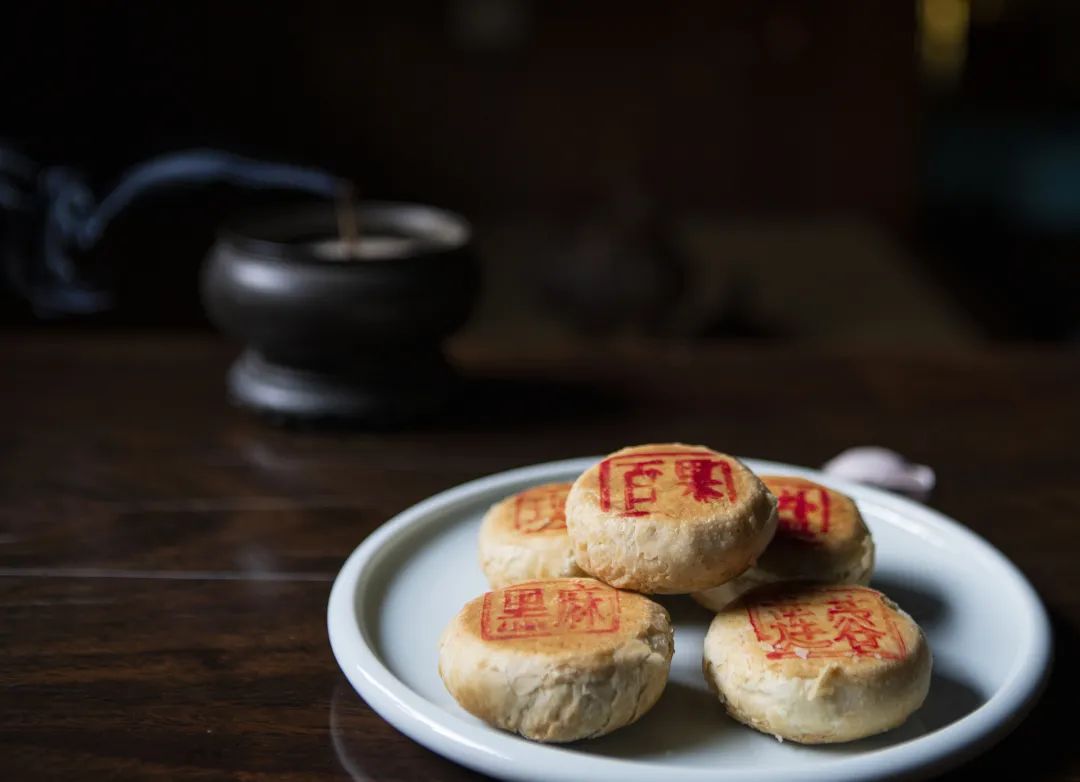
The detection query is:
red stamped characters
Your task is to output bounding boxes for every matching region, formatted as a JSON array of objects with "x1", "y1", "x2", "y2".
[
  {"x1": 762, "y1": 605, "x2": 835, "y2": 655},
  {"x1": 598, "y1": 449, "x2": 737, "y2": 517},
  {"x1": 481, "y1": 580, "x2": 621, "y2": 640},
  {"x1": 485, "y1": 586, "x2": 547, "y2": 638},
  {"x1": 768, "y1": 479, "x2": 831, "y2": 540},
  {"x1": 747, "y1": 587, "x2": 907, "y2": 660},
  {"x1": 512, "y1": 484, "x2": 570, "y2": 534}
]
